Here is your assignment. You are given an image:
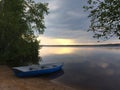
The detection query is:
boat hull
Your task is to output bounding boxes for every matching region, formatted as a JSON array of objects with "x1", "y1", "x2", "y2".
[{"x1": 13, "y1": 63, "x2": 63, "y2": 77}]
